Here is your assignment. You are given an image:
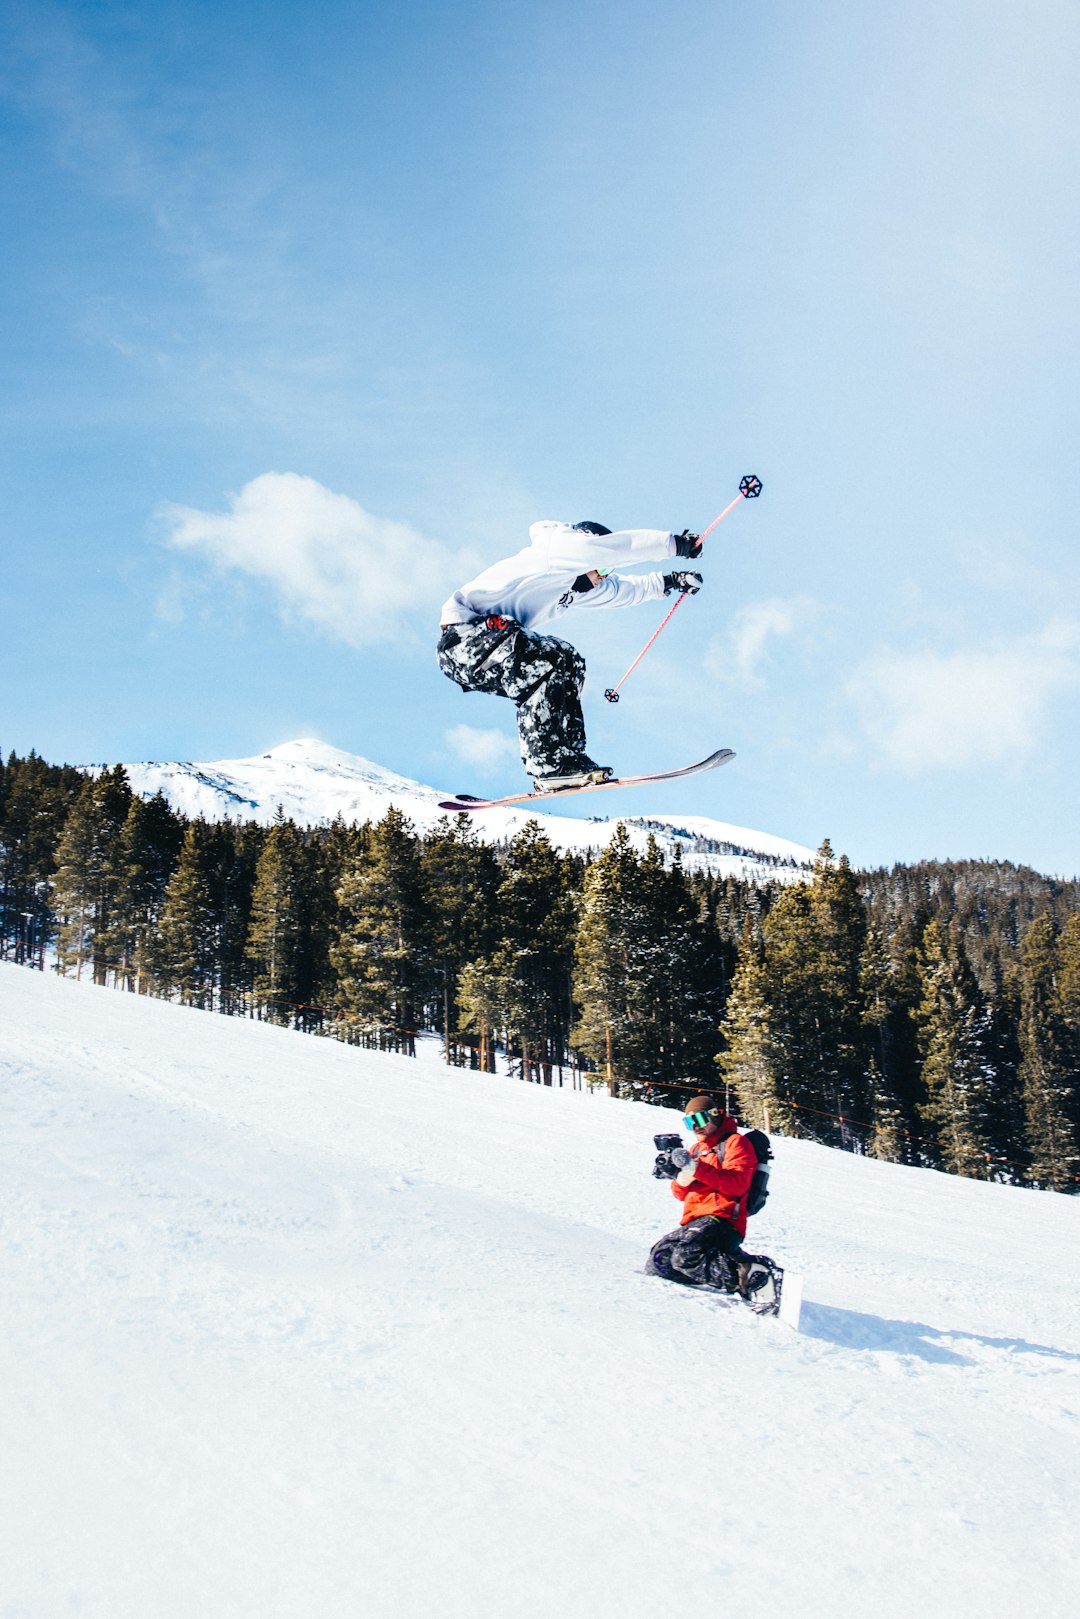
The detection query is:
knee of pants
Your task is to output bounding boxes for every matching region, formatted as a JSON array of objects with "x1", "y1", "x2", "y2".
[
  {"x1": 536, "y1": 639, "x2": 584, "y2": 680},
  {"x1": 670, "y1": 1239, "x2": 705, "y2": 1276},
  {"x1": 566, "y1": 648, "x2": 586, "y2": 687},
  {"x1": 548, "y1": 650, "x2": 586, "y2": 697}
]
